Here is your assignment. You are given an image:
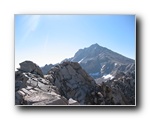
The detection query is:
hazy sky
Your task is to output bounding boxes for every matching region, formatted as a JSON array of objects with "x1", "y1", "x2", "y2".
[{"x1": 15, "y1": 15, "x2": 135, "y2": 68}]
